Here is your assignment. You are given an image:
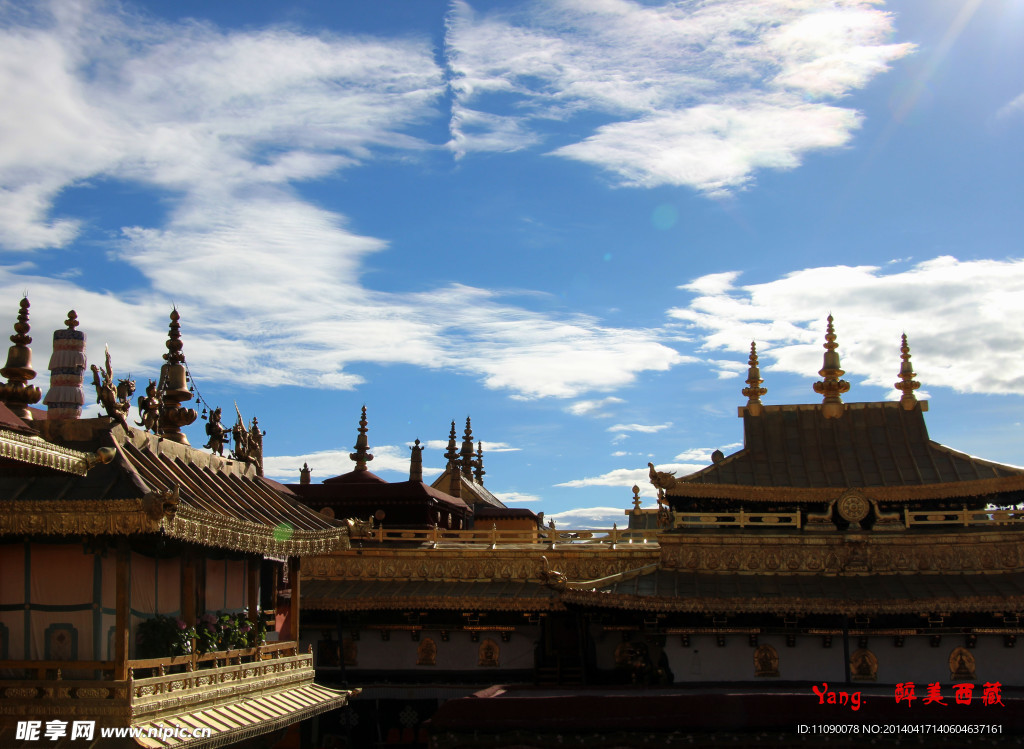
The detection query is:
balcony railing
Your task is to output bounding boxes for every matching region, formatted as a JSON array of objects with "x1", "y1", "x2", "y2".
[
  {"x1": 353, "y1": 525, "x2": 661, "y2": 548},
  {"x1": 0, "y1": 641, "x2": 311, "y2": 722}
]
